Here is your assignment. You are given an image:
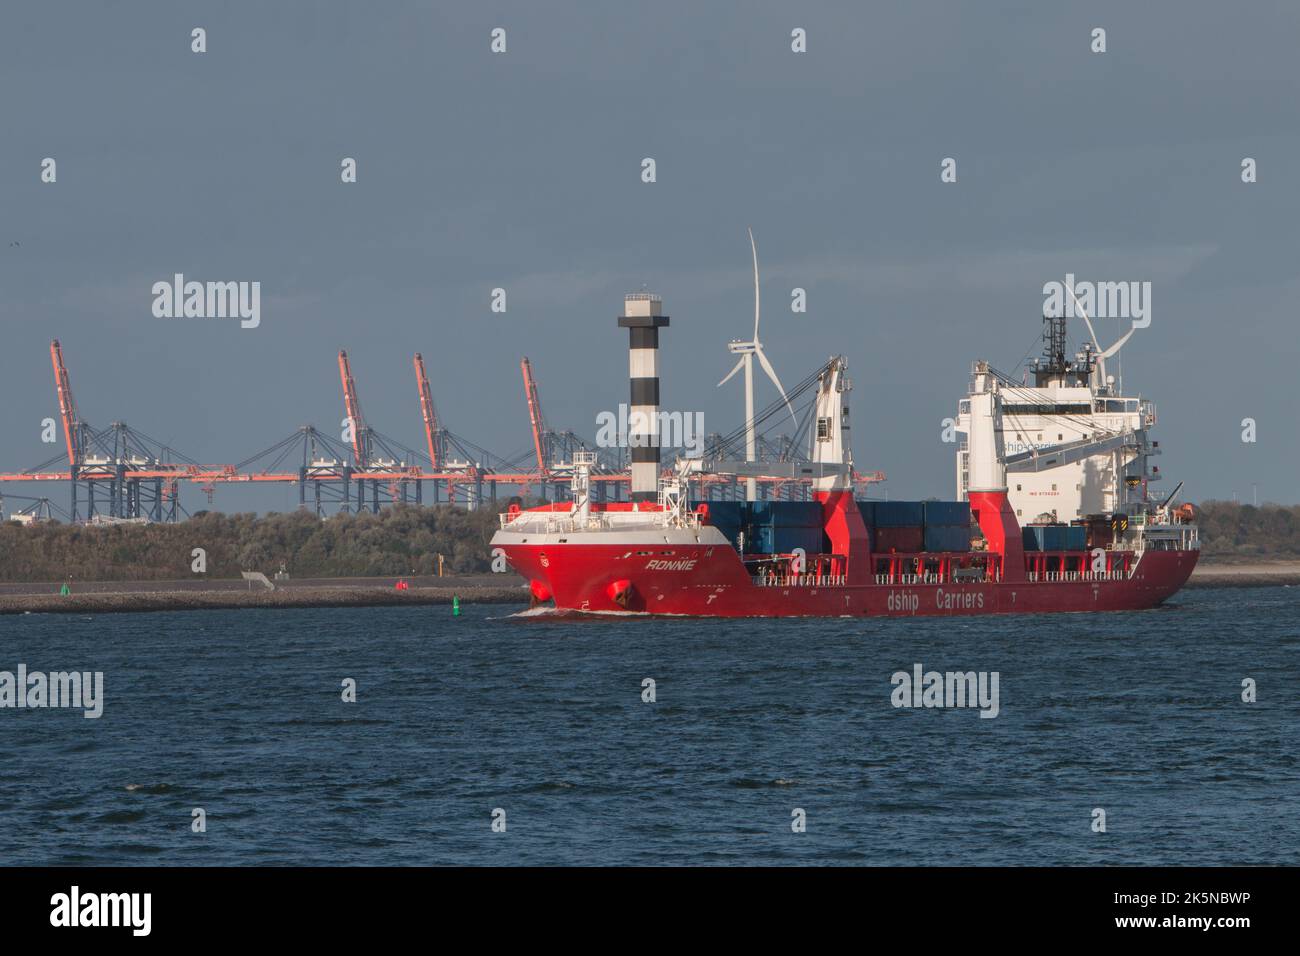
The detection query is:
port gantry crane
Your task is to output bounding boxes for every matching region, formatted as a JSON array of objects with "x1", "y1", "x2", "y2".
[
  {"x1": 1, "y1": 343, "x2": 880, "y2": 520},
  {"x1": 0, "y1": 340, "x2": 239, "y2": 521}
]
